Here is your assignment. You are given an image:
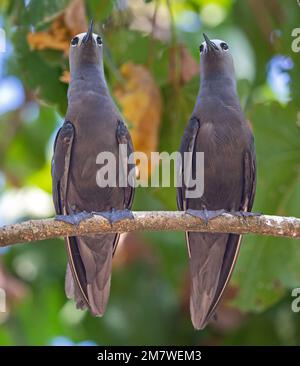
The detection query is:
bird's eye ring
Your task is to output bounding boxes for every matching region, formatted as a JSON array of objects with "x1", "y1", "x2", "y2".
[
  {"x1": 96, "y1": 36, "x2": 102, "y2": 46},
  {"x1": 71, "y1": 37, "x2": 79, "y2": 47},
  {"x1": 220, "y1": 42, "x2": 229, "y2": 51},
  {"x1": 199, "y1": 44, "x2": 204, "y2": 53}
]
